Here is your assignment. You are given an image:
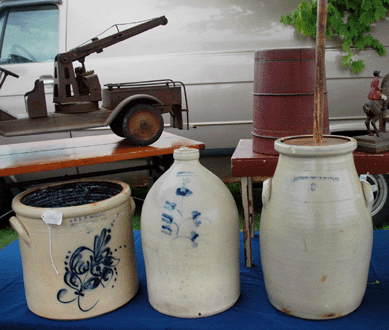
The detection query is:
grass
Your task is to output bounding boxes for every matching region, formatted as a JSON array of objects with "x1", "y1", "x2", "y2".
[
  {"x1": 131, "y1": 186, "x2": 149, "y2": 230},
  {"x1": 0, "y1": 182, "x2": 262, "y2": 250},
  {"x1": 0, "y1": 213, "x2": 18, "y2": 250}
]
